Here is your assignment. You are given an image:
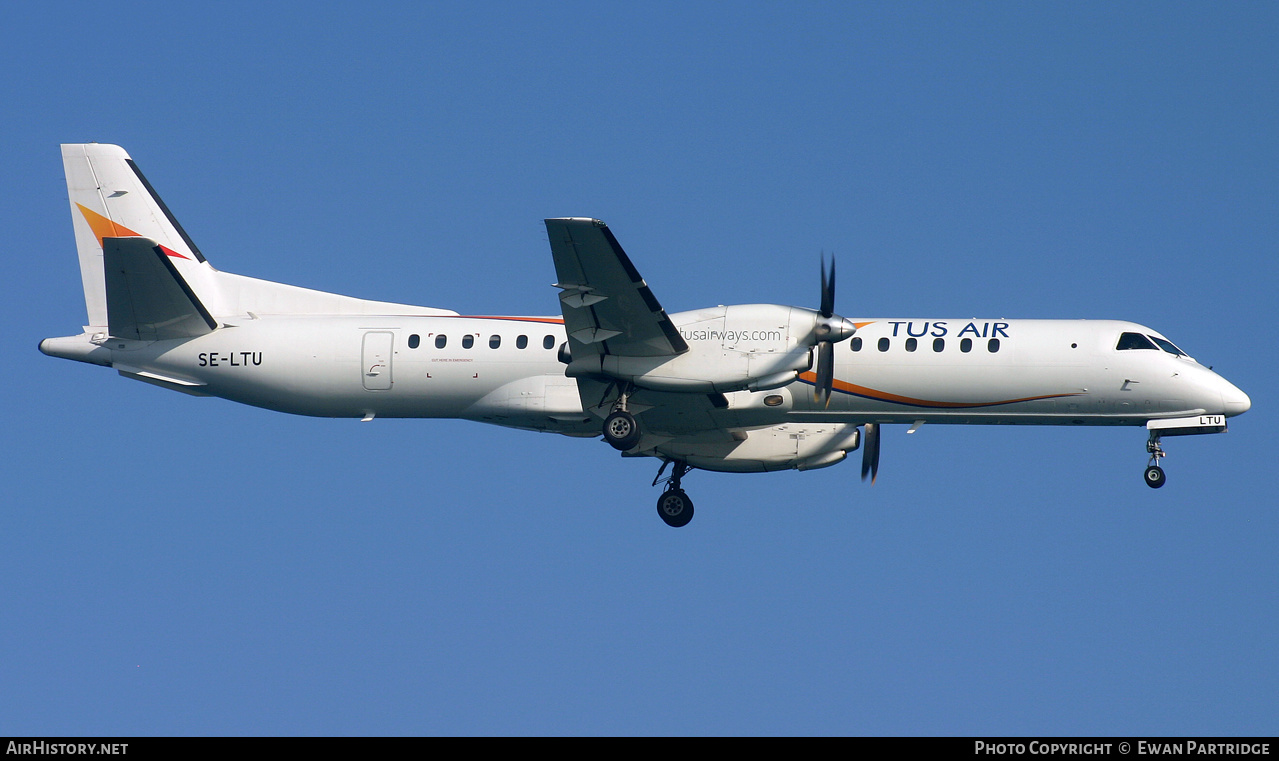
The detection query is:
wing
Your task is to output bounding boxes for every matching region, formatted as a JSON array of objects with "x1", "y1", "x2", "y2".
[
  {"x1": 544, "y1": 218, "x2": 688, "y2": 359},
  {"x1": 546, "y1": 218, "x2": 737, "y2": 442}
]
